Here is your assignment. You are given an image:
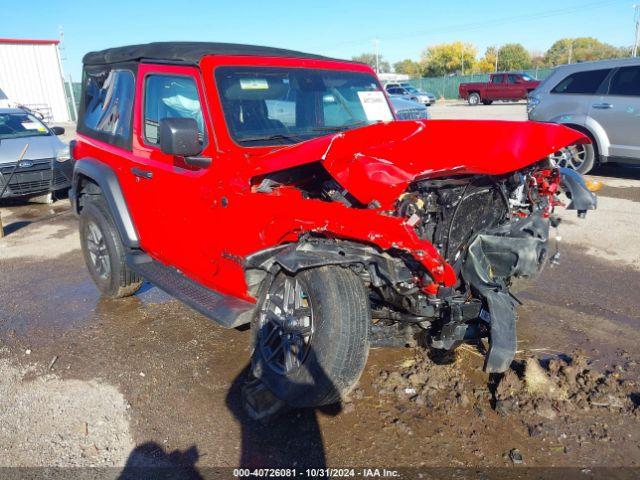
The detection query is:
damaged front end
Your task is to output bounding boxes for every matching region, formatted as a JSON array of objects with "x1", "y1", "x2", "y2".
[
  {"x1": 390, "y1": 164, "x2": 597, "y2": 372},
  {"x1": 244, "y1": 120, "x2": 597, "y2": 374}
]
